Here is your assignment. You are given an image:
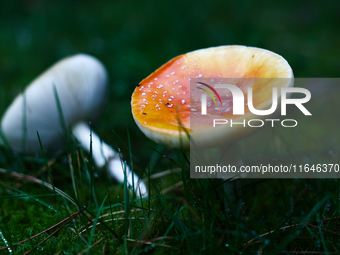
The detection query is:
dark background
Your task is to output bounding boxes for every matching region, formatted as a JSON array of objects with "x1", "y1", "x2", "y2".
[{"x1": 0, "y1": 0, "x2": 339, "y2": 164}]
